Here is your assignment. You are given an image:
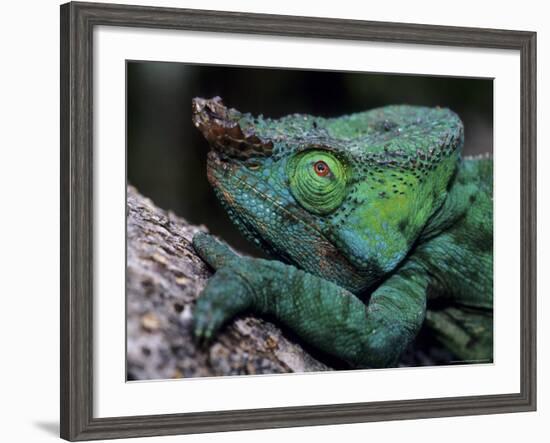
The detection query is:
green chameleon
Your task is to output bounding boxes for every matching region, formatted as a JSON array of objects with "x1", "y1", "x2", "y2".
[{"x1": 190, "y1": 96, "x2": 493, "y2": 369}]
